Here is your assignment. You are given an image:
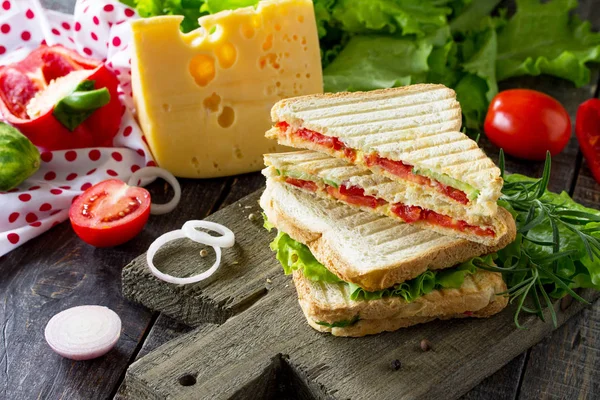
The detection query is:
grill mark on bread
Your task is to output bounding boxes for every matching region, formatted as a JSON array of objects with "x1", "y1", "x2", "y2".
[
  {"x1": 391, "y1": 141, "x2": 480, "y2": 164},
  {"x1": 301, "y1": 97, "x2": 459, "y2": 122},
  {"x1": 368, "y1": 132, "x2": 470, "y2": 154},
  {"x1": 318, "y1": 108, "x2": 460, "y2": 129},
  {"x1": 281, "y1": 85, "x2": 450, "y2": 112},
  {"x1": 338, "y1": 121, "x2": 460, "y2": 140},
  {"x1": 351, "y1": 129, "x2": 458, "y2": 149}
]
